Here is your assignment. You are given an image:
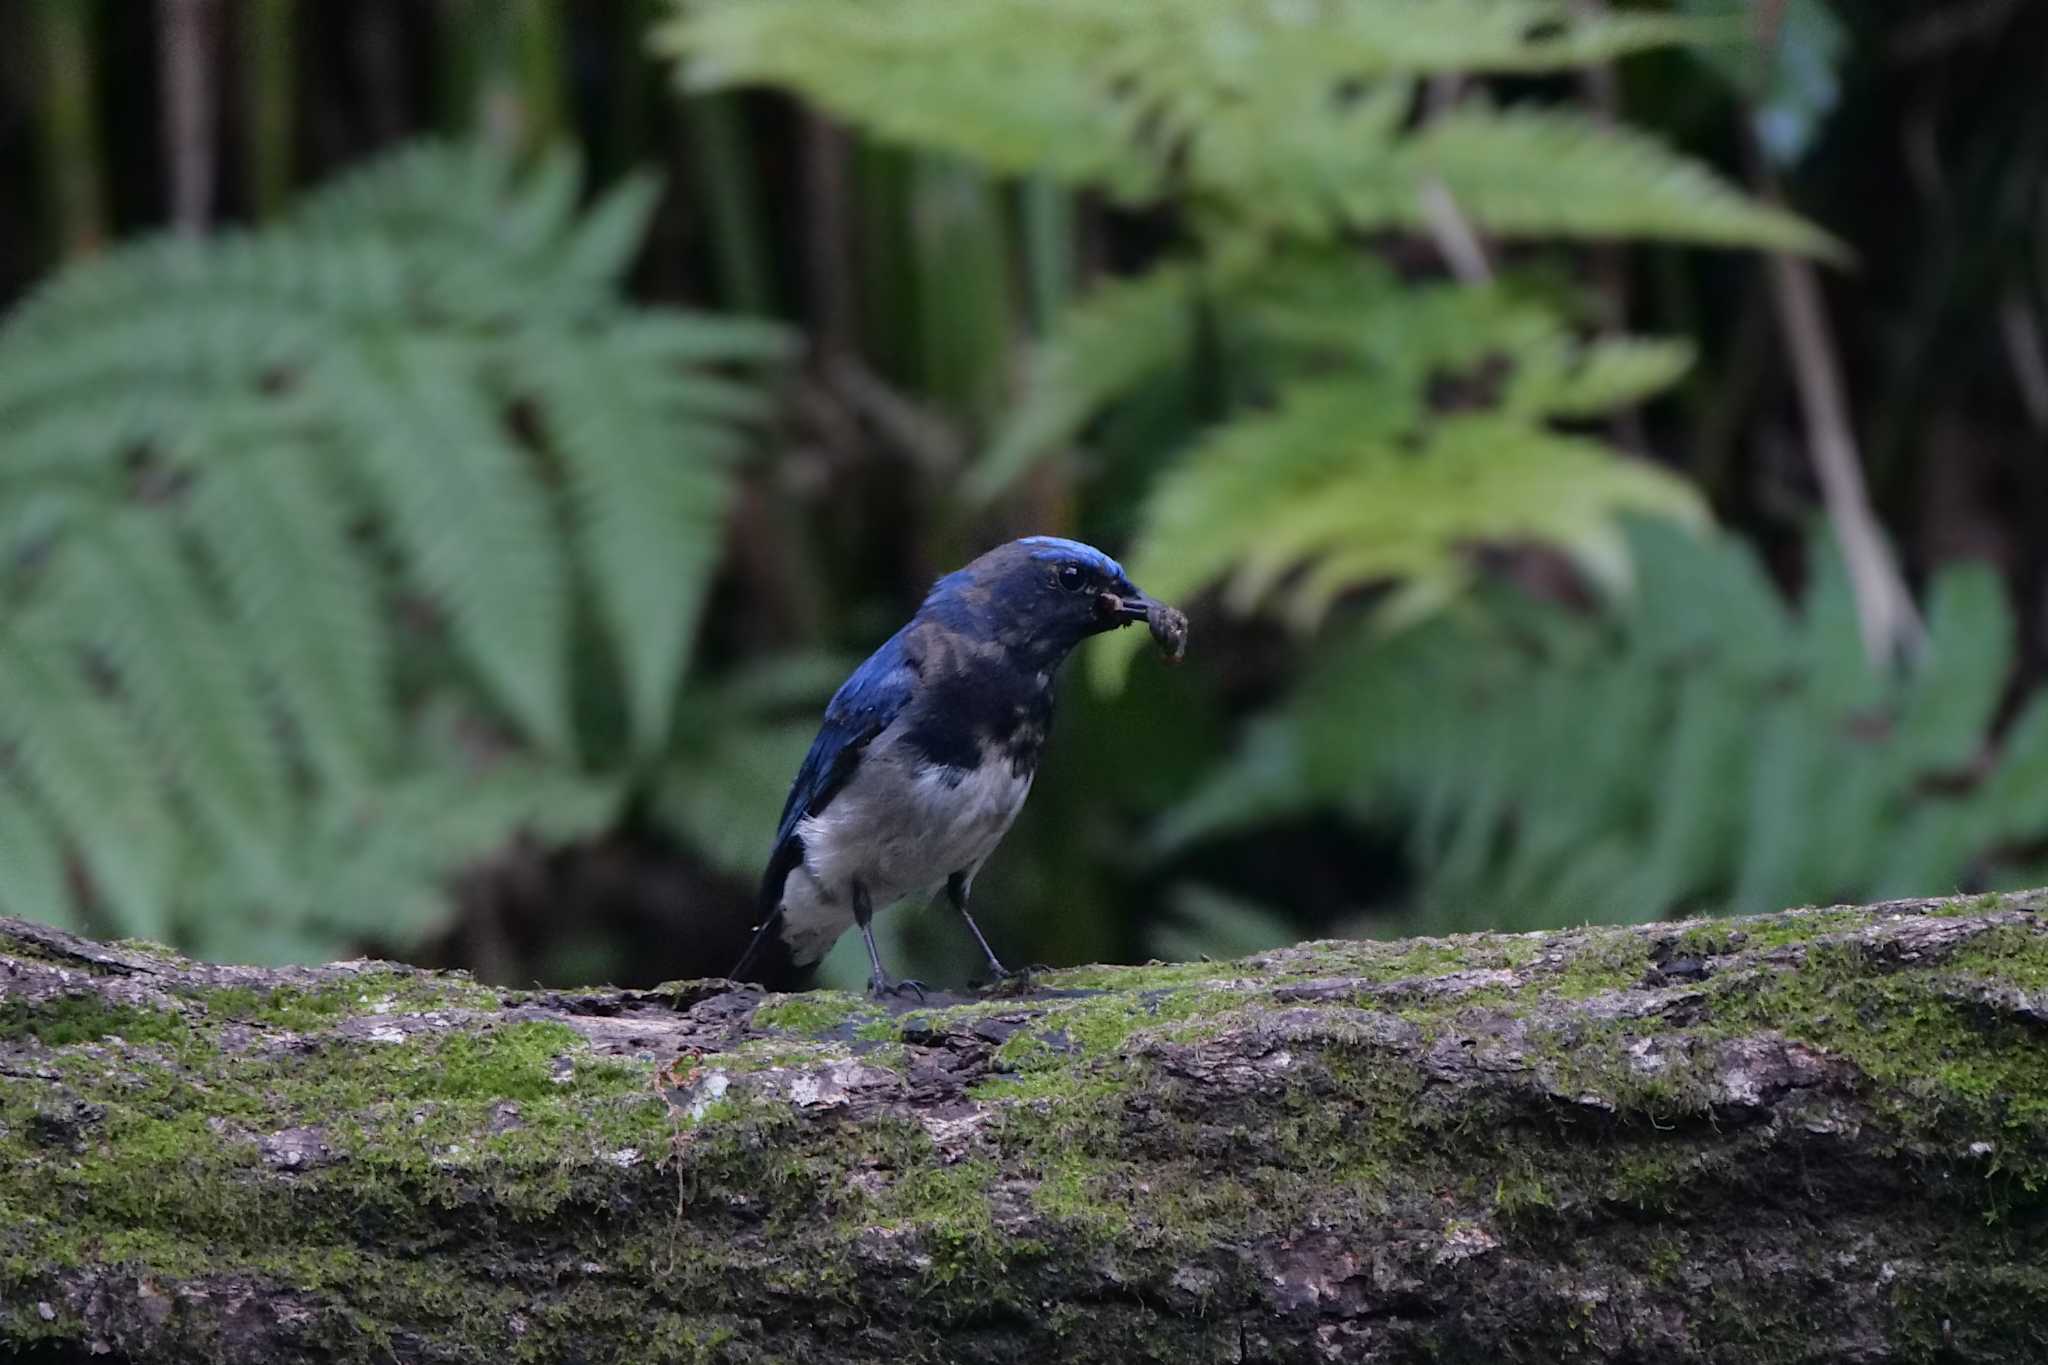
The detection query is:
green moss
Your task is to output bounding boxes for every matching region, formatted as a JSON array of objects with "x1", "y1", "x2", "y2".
[
  {"x1": 1946, "y1": 923, "x2": 2048, "y2": 990},
  {"x1": 1668, "y1": 906, "x2": 1876, "y2": 958},
  {"x1": 750, "y1": 992, "x2": 880, "y2": 1037},
  {"x1": 0, "y1": 995, "x2": 190, "y2": 1046},
  {"x1": 202, "y1": 984, "x2": 353, "y2": 1030},
  {"x1": 1490, "y1": 1164, "x2": 1557, "y2": 1222},
  {"x1": 851, "y1": 1015, "x2": 901, "y2": 1043},
  {"x1": 1543, "y1": 933, "x2": 1648, "y2": 998},
  {"x1": 5, "y1": 901, "x2": 2044, "y2": 1361}
]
